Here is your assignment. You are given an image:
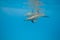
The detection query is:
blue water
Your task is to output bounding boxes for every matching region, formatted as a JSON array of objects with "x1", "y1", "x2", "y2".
[{"x1": 0, "y1": 0, "x2": 60, "y2": 40}]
